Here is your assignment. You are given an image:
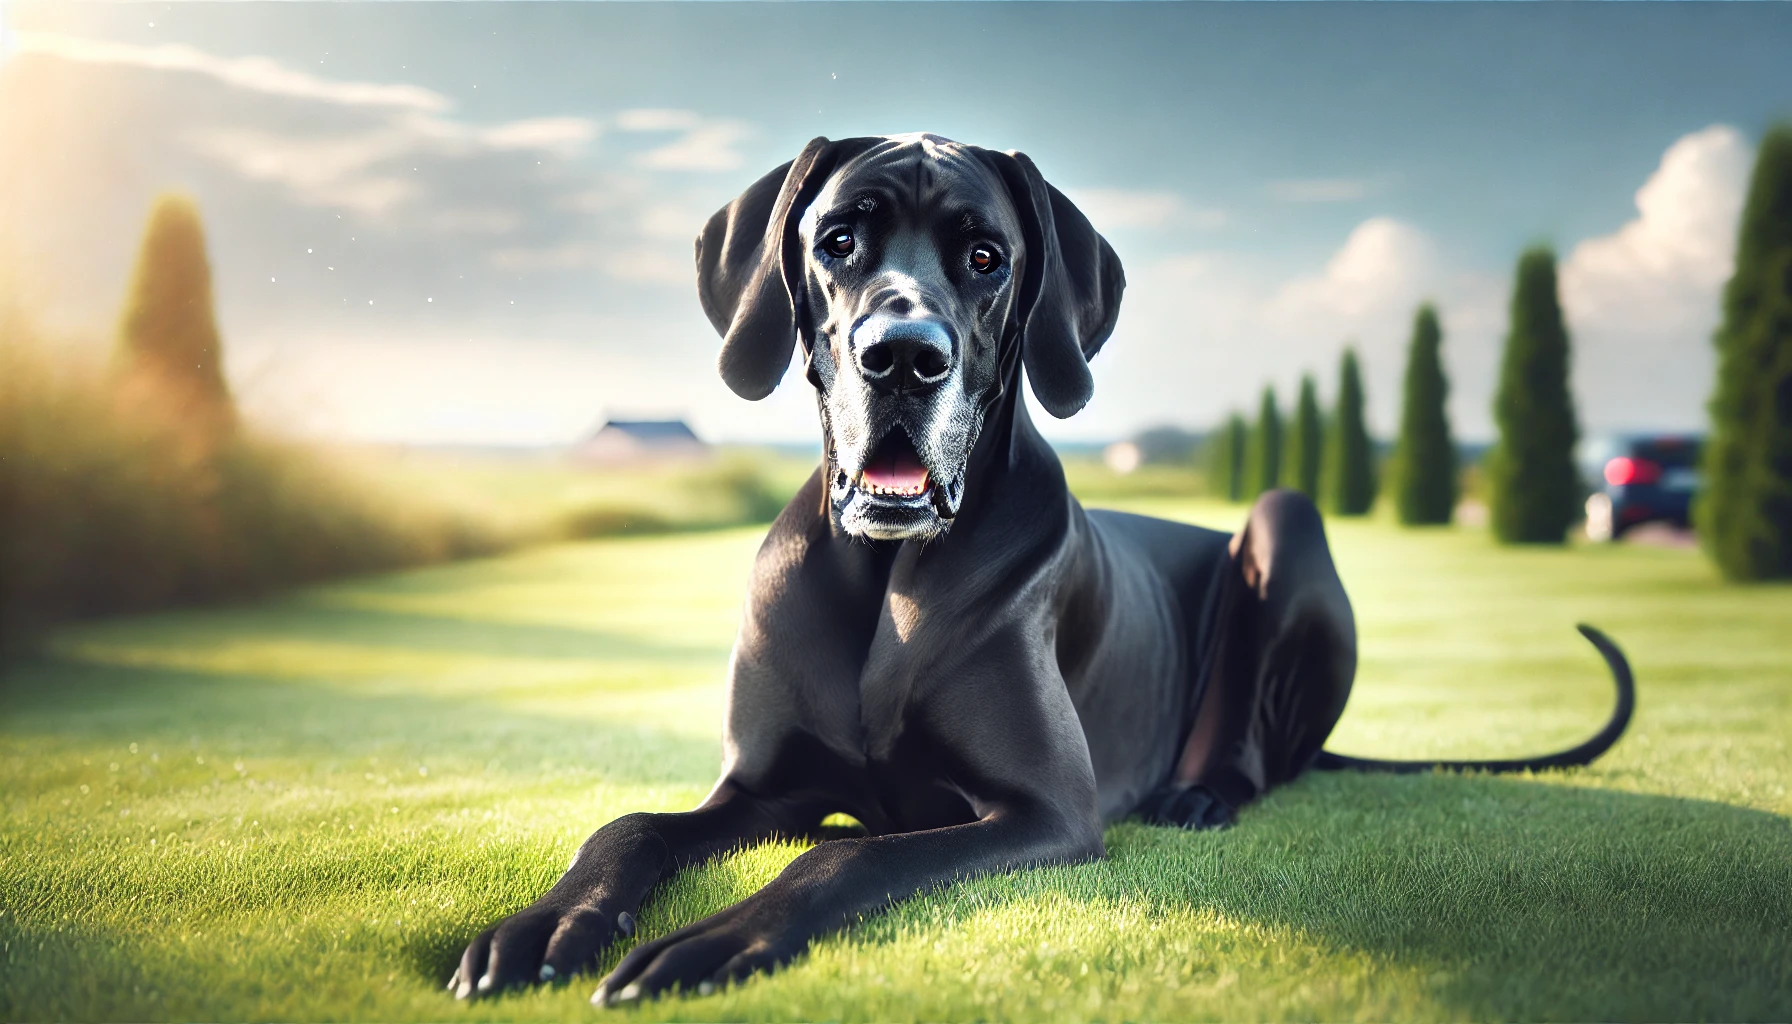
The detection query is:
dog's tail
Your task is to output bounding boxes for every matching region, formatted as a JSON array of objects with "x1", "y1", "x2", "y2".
[{"x1": 1312, "y1": 624, "x2": 1634, "y2": 775}]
